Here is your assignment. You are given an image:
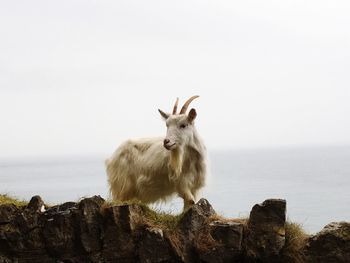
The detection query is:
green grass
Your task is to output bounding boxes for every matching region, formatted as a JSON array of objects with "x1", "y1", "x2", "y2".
[
  {"x1": 102, "y1": 199, "x2": 184, "y2": 231},
  {"x1": 104, "y1": 198, "x2": 145, "y2": 207},
  {"x1": 0, "y1": 194, "x2": 27, "y2": 206},
  {"x1": 142, "y1": 206, "x2": 184, "y2": 231}
]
